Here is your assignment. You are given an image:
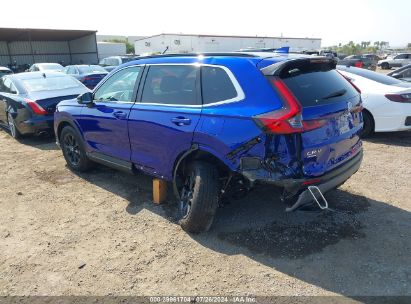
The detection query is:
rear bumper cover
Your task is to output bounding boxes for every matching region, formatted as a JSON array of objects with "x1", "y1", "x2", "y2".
[
  {"x1": 18, "y1": 115, "x2": 54, "y2": 135},
  {"x1": 242, "y1": 150, "x2": 363, "y2": 210}
]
